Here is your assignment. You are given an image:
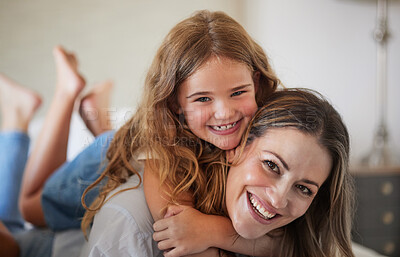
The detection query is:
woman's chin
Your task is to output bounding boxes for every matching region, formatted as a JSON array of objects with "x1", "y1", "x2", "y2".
[{"x1": 232, "y1": 219, "x2": 263, "y2": 239}]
